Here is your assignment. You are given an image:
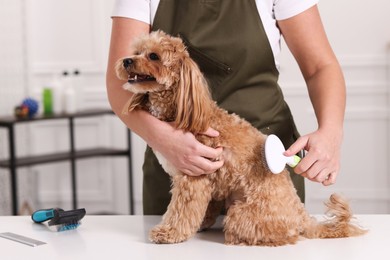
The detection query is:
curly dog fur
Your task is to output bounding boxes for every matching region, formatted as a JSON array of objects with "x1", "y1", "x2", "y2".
[{"x1": 115, "y1": 30, "x2": 366, "y2": 246}]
